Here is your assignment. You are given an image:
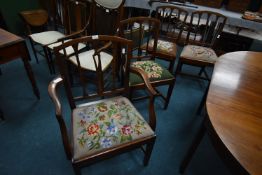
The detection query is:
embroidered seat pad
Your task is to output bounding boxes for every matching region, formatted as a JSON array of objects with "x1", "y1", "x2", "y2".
[
  {"x1": 30, "y1": 31, "x2": 65, "y2": 45},
  {"x1": 130, "y1": 60, "x2": 174, "y2": 86},
  {"x1": 143, "y1": 39, "x2": 177, "y2": 57},
  {"x1": 72, "y1": 96, "x2": 154, "y2": 160},
  {"x1": 180, "y1": 45, "x2": 218, "y2": 64}
]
